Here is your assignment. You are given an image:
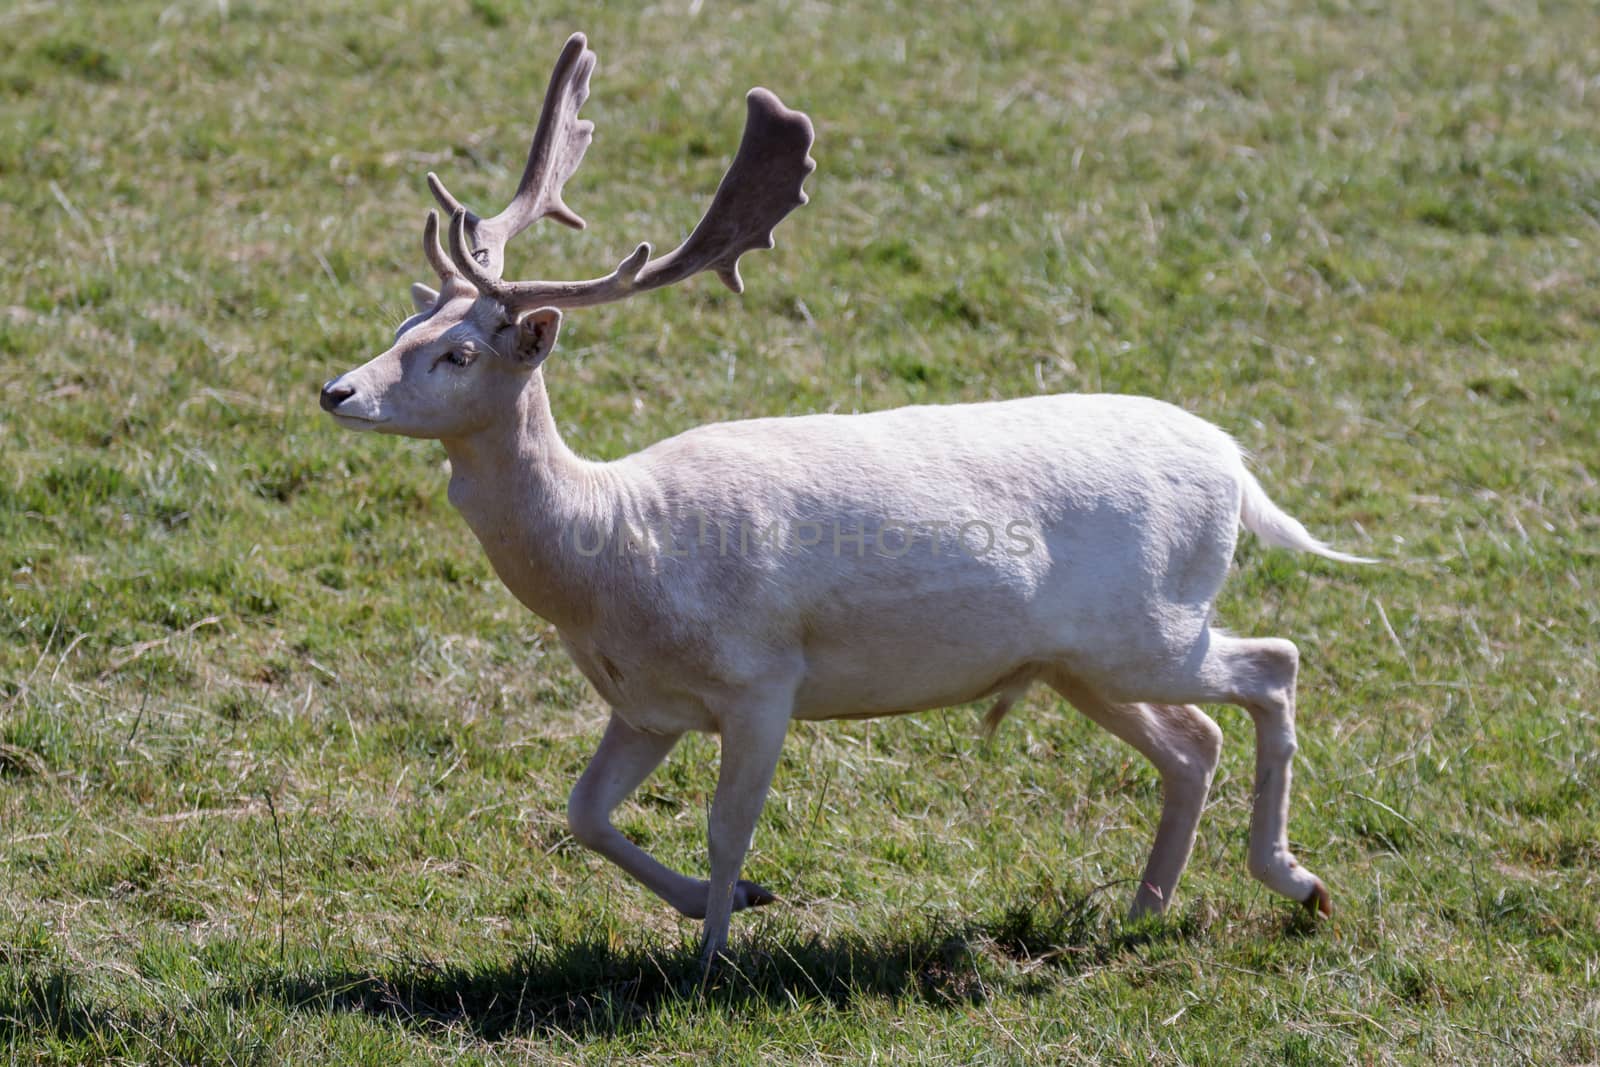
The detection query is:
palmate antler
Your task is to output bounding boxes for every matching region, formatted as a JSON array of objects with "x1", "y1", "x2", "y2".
[
  {"x1": 420, "y1": 33, "x2": 815, "y2": 314},
  {"x1": 426, "y1": 32, "x2": 597, "y2": 282}
]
